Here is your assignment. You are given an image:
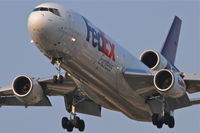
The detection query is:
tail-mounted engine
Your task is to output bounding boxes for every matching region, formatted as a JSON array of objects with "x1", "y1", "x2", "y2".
[
  {"x1": 12, "y1": 75, "x2": 44, "y2": 104},
  {"x1": 140, "y1": 50, "x2": 168, "y2": 71},
  {"x1": 153, "y1": 69, "x2": 186, "y2": 98}
]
